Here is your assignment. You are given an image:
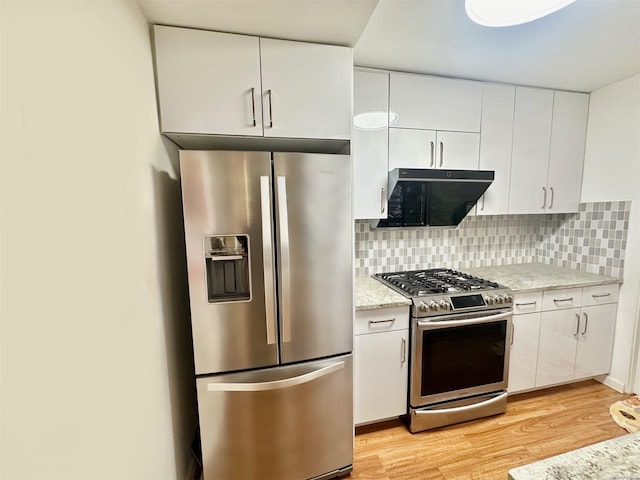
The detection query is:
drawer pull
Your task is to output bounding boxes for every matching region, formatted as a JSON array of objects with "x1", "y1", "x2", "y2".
[
  {"x1": 369, "y1": 318, "x2": 395, "y2": 325},
  {"x1": 515, "y1": 301, "x2": 537, "y2": 307},
  {"x1": 592, "y1": 293, "x2": 611, "y2": 299},
  {"x1": 553, "y1": 297, "x2": 574, "y2": 304}
]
